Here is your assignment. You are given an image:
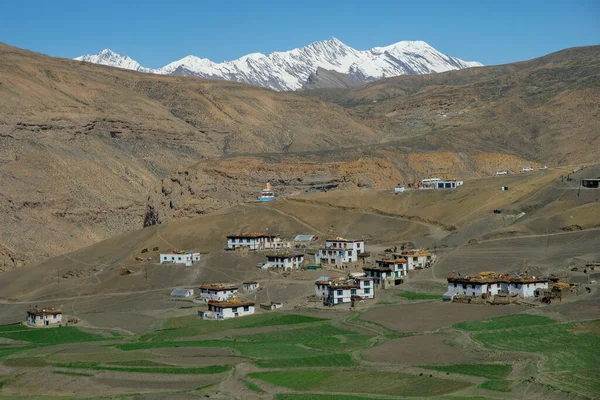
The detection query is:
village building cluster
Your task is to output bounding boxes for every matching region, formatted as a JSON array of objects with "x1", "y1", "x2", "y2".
[{"x1": 443, "y1": 271, "x2": 549, "y2": 302}]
